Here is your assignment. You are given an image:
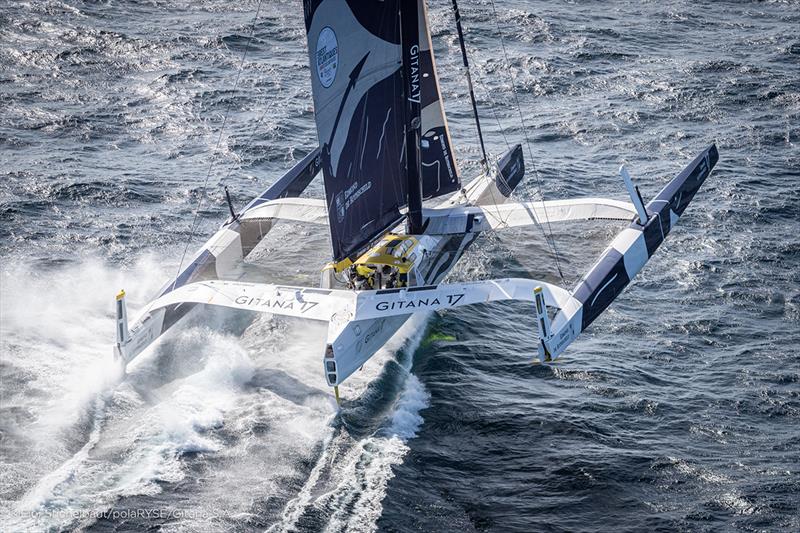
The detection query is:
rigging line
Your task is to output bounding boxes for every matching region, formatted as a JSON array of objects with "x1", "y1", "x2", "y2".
[
  {"x1": 463, "y1": 45, "x2": 540, "y2": 234},
  {"x1": 488, "y1": 0, "x2": 564, "y2": 280},
  {"x1": 171, "y1": 0, "x2": 264, "y2": 291},
  {"x1": 451, "y1": 1, "x2": 557, "y2": 265},
  {"x1": 451, "y1": 0, "x2": 488, "y2": 172},
  {"x1": 459, "y1": 11, "x2": 546, "y2": 236},
  {"x1": 469, "y1": 63, "x2": 511, "y2": 151},
  {"x1": 450, "y1": 2, "x2": 513, "y2": 229},
  {"x1": 470, "y1": 62, "x2": 551, "y2": 239},
  {"x1": 467, "y1": 58, "x2": 536, "y2": 236},
  {"x1": 217, "y1": 82, "x2": 283, "y2": 189}
]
